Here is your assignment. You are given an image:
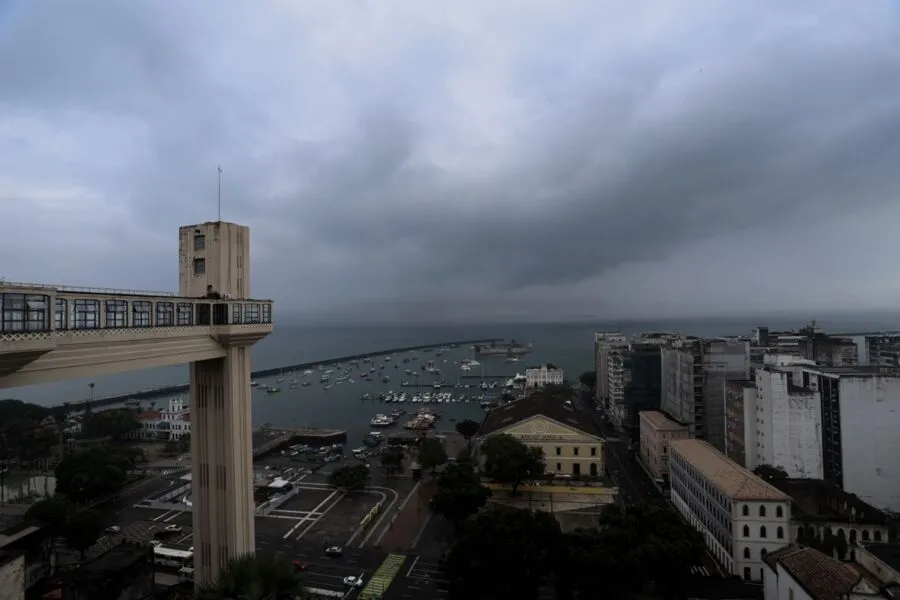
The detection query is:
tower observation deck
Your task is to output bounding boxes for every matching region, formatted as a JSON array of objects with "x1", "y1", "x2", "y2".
[{"x1": 0, "y1": 221, "x2": 273, "y2": 584}]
